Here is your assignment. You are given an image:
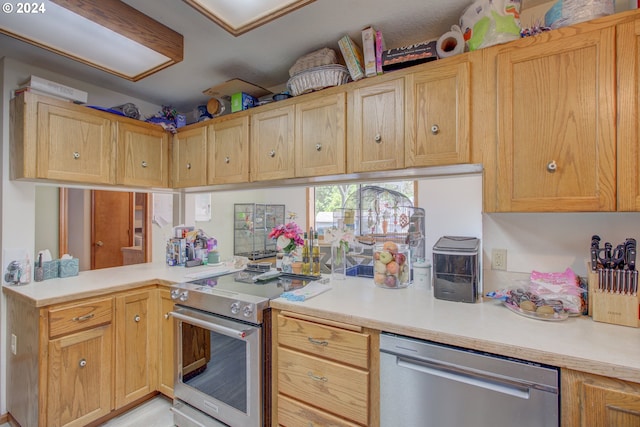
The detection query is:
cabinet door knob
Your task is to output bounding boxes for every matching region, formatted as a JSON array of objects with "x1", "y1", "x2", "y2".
[
  {"x1": 186, "y1": 162, "x2": 192, "y2": 170},
  {"x1": 431, "y1": 124, "x2": 440, "y2": 135},
  {"x1": 225, "y1": 156, "x2": 230, "y2": 164},
  {"x1": 96, "y1": 241, "x2": 104, "y2": 247},
  {"x1": 315, "y1": 143, "x2": 322, "y2": 151},
  {"x1": 164, "y1": 313, "x2": 170, "y2": 320},
  {"x1": 269, "y1": 150, "x2": 276, "y2": 158},
  {"x1": 374, "y1": 133, "x2": 382, "y2": 143},
  {"x1": 134, "y1": 314, "x2": 141, "y2": 322},
  {"x1": 79, "y1": 358, "x2": 87, "y2": 368},
  {"x1": 547, "y1": 160, "x2": 558, "y2": 173},
  {"x1": 73, "y1": 151, "x2": 80, "y2": 159},
  {"x1": 141, "y1": 160, "x2": 148, "y2": 168}
]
